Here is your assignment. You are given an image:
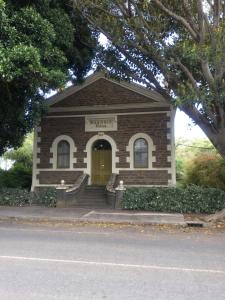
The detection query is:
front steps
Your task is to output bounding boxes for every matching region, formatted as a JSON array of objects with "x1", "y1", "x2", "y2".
[{"x1": 69, "y1": 185, "x2": 110, "y2": 209}]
